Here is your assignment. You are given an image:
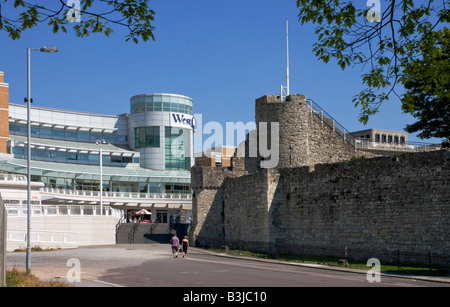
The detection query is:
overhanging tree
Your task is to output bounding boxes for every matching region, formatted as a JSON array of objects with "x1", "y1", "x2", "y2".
[
  {"x1": 0, "y1": 0, "x2": 155, "y2": 43},
  {"x1": 401, "y1": 28, "x2": 449, "y2": 147},
  {"x1": 296, "y1": 0, "x2": 449, "y2": 143}
]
